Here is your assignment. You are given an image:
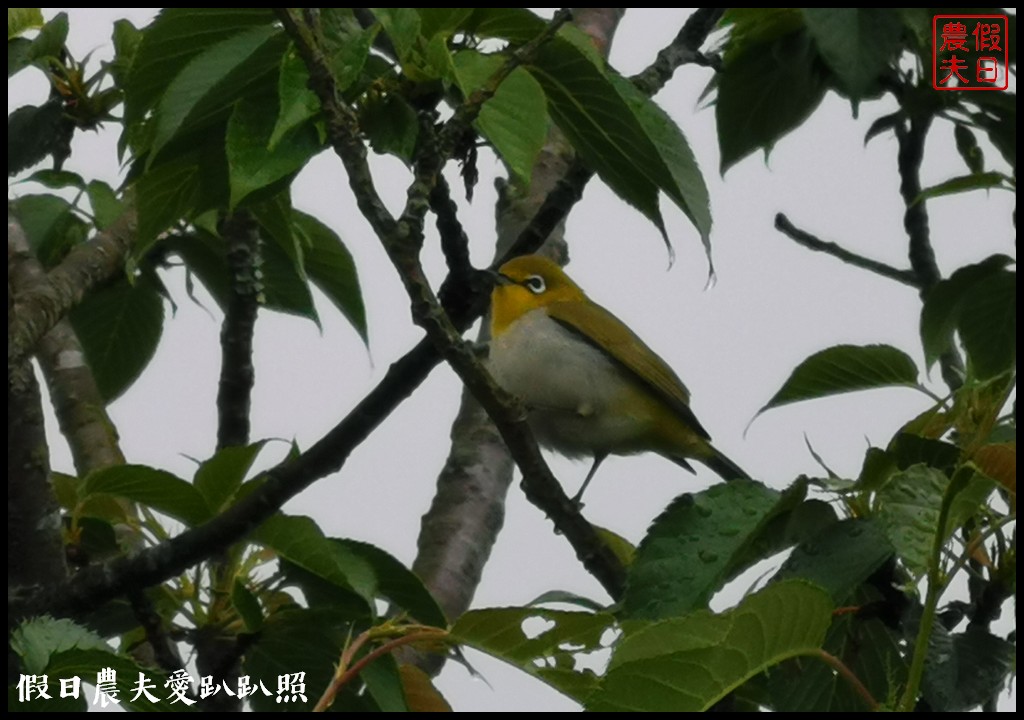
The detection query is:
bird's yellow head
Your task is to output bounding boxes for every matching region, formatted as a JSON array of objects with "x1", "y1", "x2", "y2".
[{"x1": 490, "y1": 255, "x2": 587, "y2": 336}]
